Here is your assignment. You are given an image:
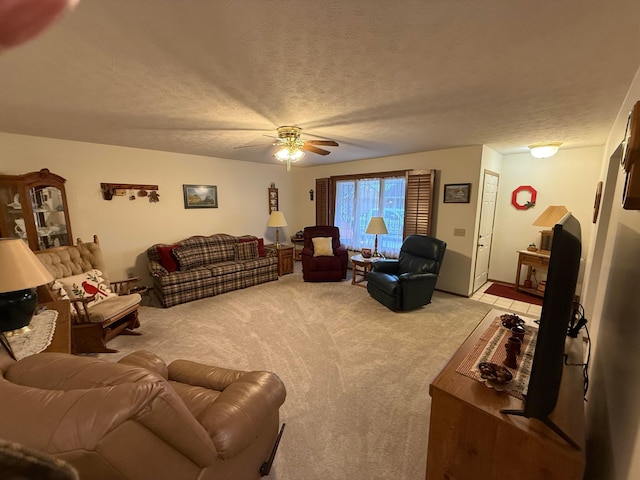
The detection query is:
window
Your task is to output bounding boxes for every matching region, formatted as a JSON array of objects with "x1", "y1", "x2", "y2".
[
  {"x1": 334, "y1": 176, "x2": 406, "y2": 257},
  {"x1": 316, "y1": 169, "x2": 435, "y2": 257}
]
